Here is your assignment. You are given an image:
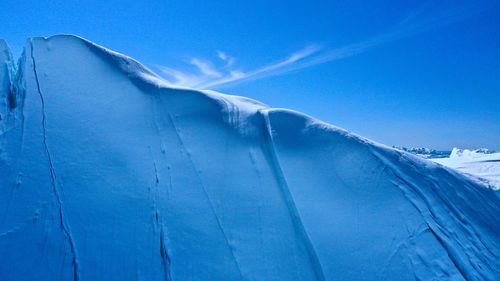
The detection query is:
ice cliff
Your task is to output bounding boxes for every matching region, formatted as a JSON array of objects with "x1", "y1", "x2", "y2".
[{"x1": 0, "y1": 36, "x2": 498, "y2": 281}]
